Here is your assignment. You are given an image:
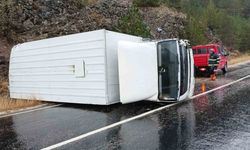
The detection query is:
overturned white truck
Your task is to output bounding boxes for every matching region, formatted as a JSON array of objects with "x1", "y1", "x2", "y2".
[{"x1": 9, "y1": 29, "x2": 194, "y2": 105}]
